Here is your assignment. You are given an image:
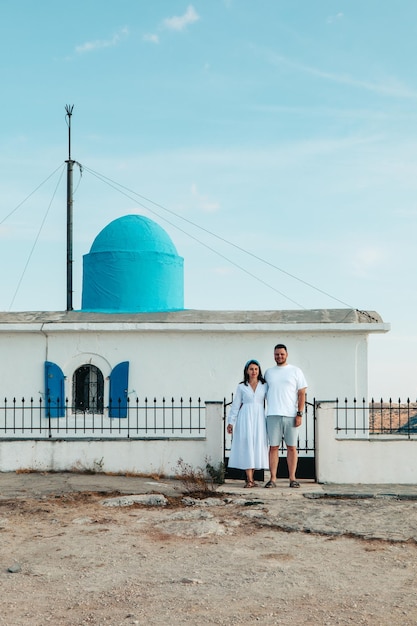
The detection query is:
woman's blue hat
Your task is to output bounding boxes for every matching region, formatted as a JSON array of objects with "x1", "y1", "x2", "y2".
[{"x1": 245, "y1": 359, "x2": 260, "y2": 369}]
